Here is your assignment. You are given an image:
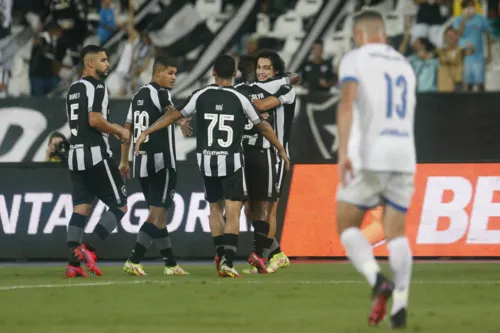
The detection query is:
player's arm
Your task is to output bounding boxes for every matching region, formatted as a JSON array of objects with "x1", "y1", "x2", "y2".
[
  {"x1": 337, "y1": 51, "x2": 359, "y2": 185},
  {"x1": 159, "y1": 89, "x2": 193, "y2": 136},
  {"x1": 119, "y1": 105, "x2": 134, "y2": 179},
  {"x1": 337, "y1": 81, "x2": 357, "y2": 159},
  {"x1": 88, "y1": 85, "x2": 129, "y2": 141},
  {"x1": 143, "y1": 105, "x2": 183, "y2": 137},
  {"x1": 252, "y1": 84, "x2": 295, "y2": 112},
  {"x1": 242, "y1": 98, "x2": 291, "y2": 171}
]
